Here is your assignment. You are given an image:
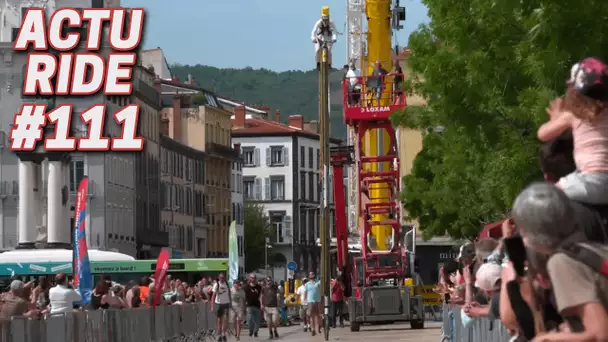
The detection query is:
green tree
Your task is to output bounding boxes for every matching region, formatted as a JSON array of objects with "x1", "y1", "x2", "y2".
[
  {"x1": 244, "y1": 202, "x2": 271, "y2": 272},
  {"x1": 392, "y1": 0, "x2": 608, "y2": 239}
]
